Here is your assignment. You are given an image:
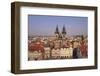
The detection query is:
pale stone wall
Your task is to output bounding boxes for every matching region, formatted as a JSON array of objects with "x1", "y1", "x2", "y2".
[
  {"x1": 60, "y1": 48, "x2": 73, "y2": 58},
  {"x1": 44, "y1": 47, "x2": 50, "y2": 59},
  {"x1": 52, "y1": 49, "x2": 60, "y2": 58},
  {"x1": 28, "y1": 51, "x2": 42, "y2": 60}
]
